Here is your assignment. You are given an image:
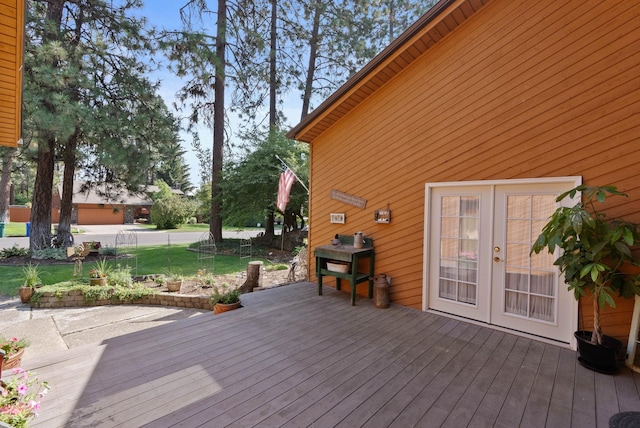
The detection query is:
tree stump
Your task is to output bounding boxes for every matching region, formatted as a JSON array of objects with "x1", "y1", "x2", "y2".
[{"x1": 238, "y1": 261, "x2": 263, "y2": 293}]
